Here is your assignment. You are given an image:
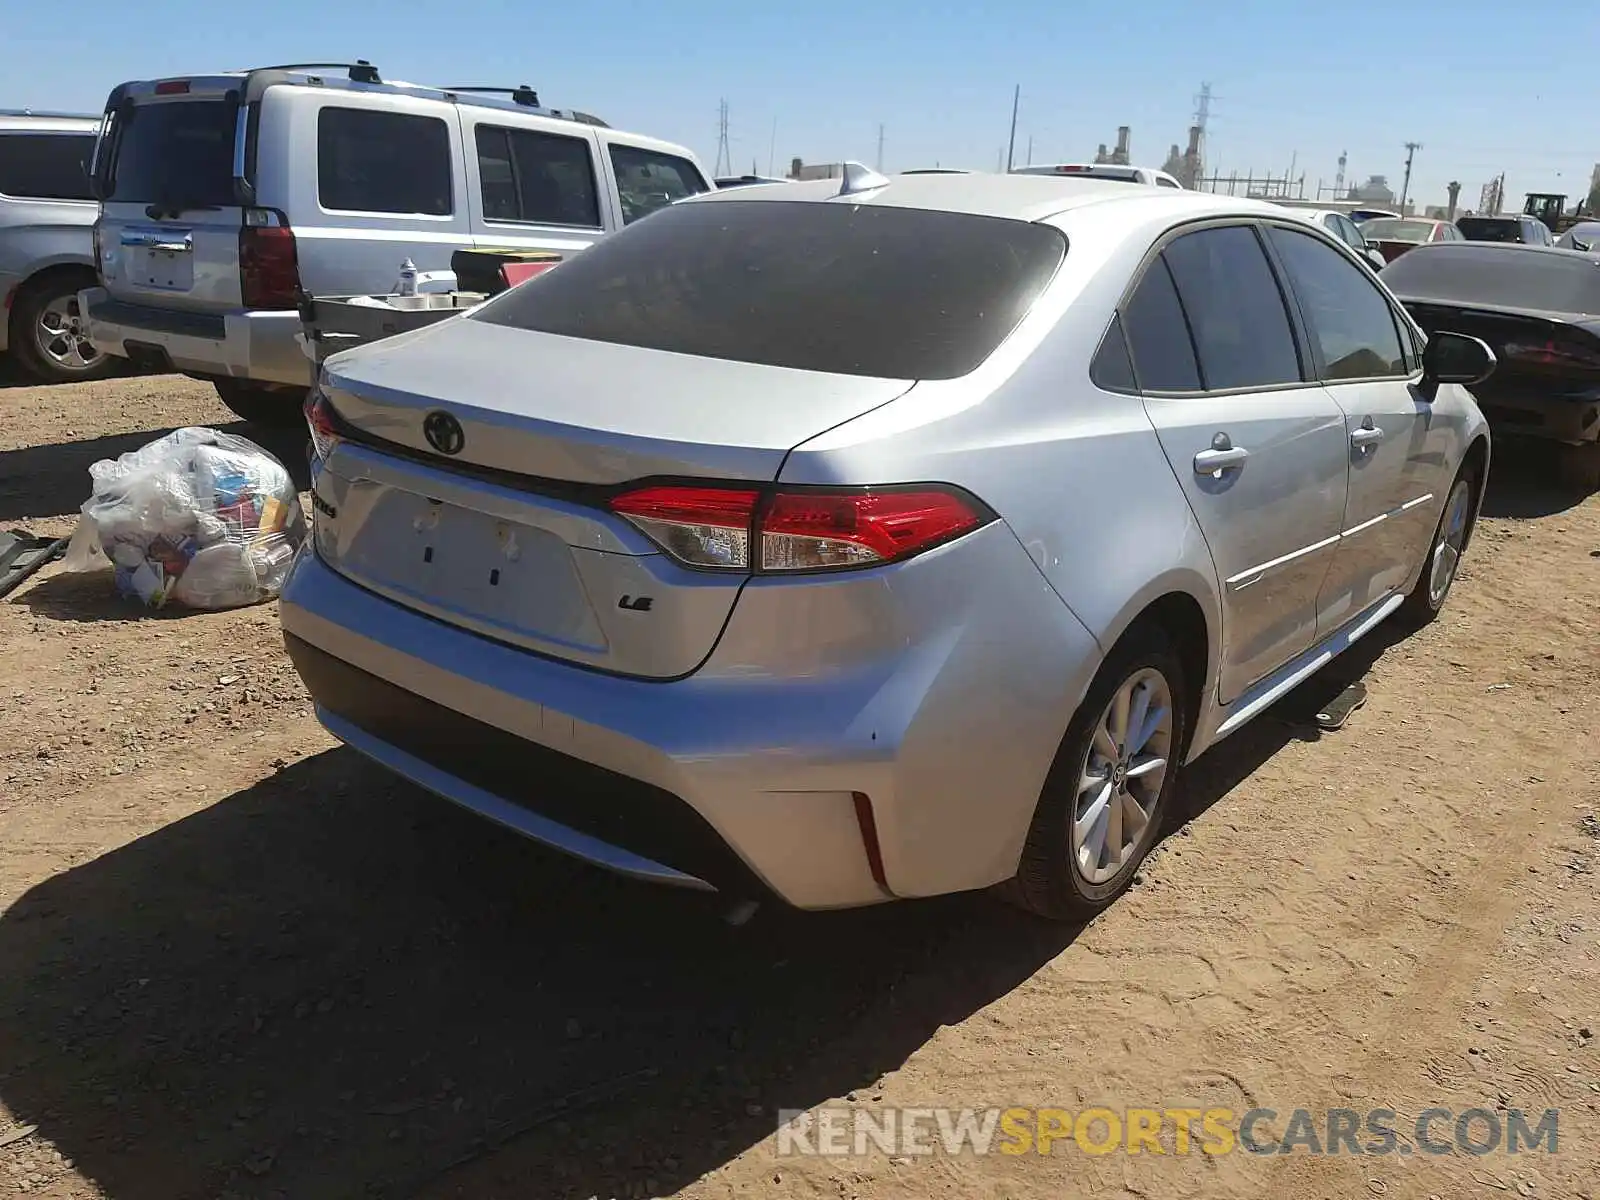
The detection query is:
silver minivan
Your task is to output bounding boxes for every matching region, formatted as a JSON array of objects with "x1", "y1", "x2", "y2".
[
  {"x1": 0, "y1": 110, "x2": 113, "y2": 383},
  {"x1": 79, "y1": 62, "x2": 711, "y2": 423}
]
